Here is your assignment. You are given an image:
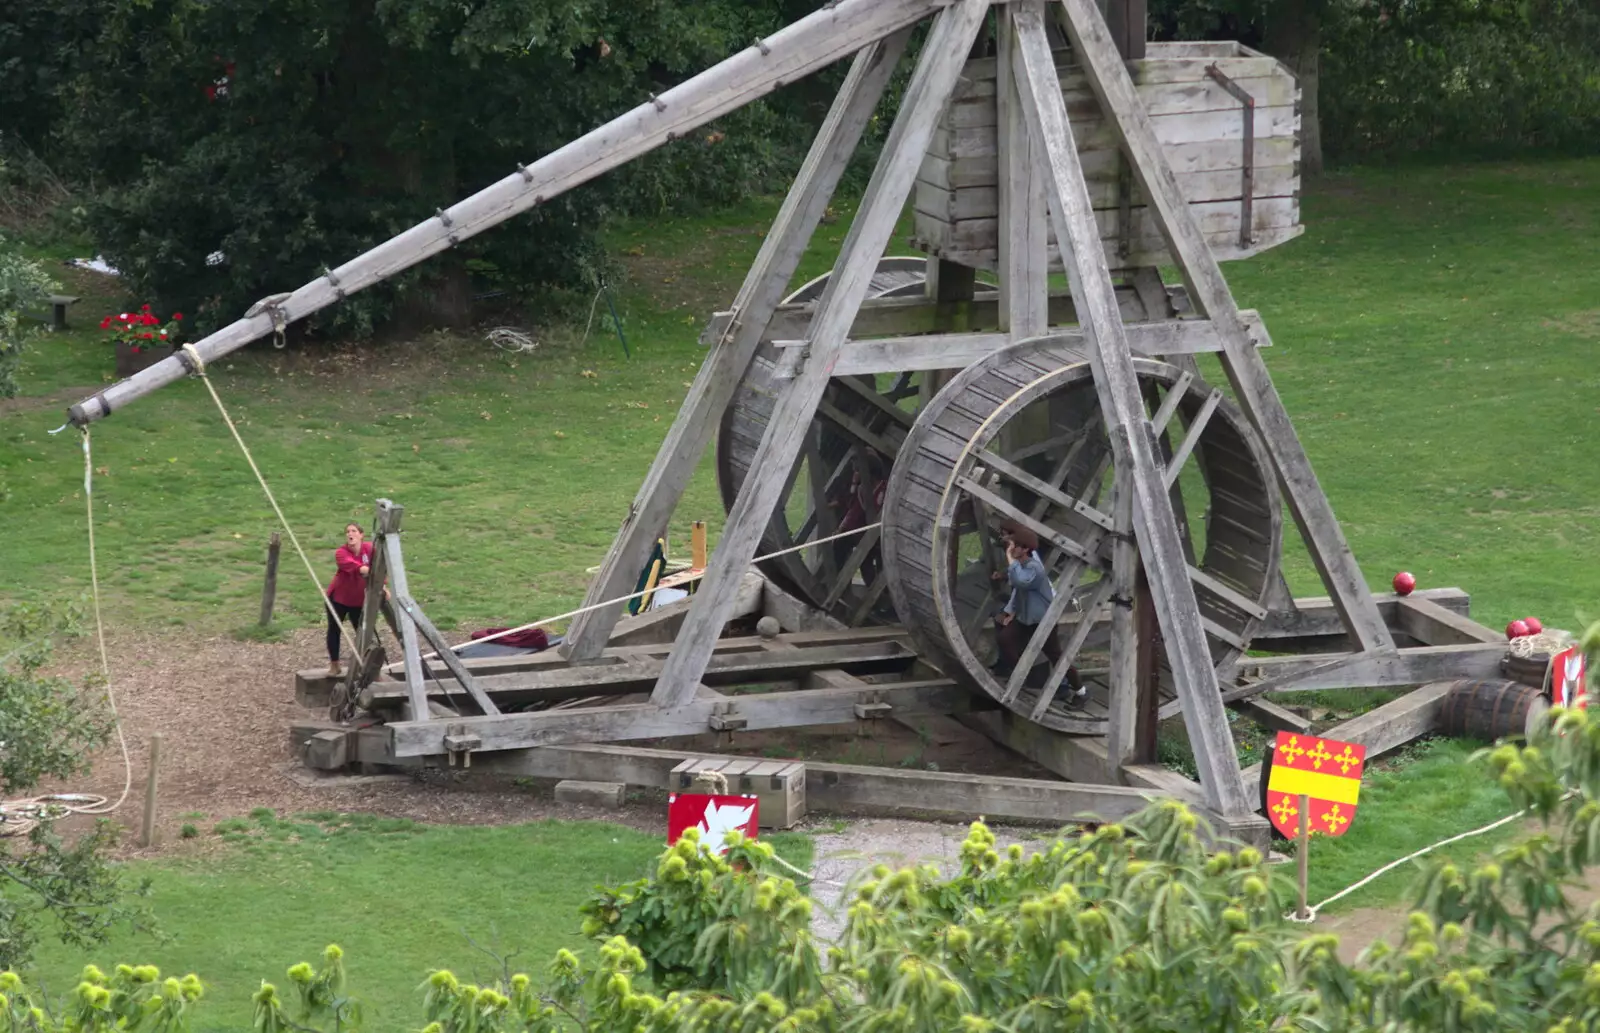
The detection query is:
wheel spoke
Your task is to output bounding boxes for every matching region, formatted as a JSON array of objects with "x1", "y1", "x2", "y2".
[{"x1": 1030, "y1": 576, "x2": 1118, "y2": 720}]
